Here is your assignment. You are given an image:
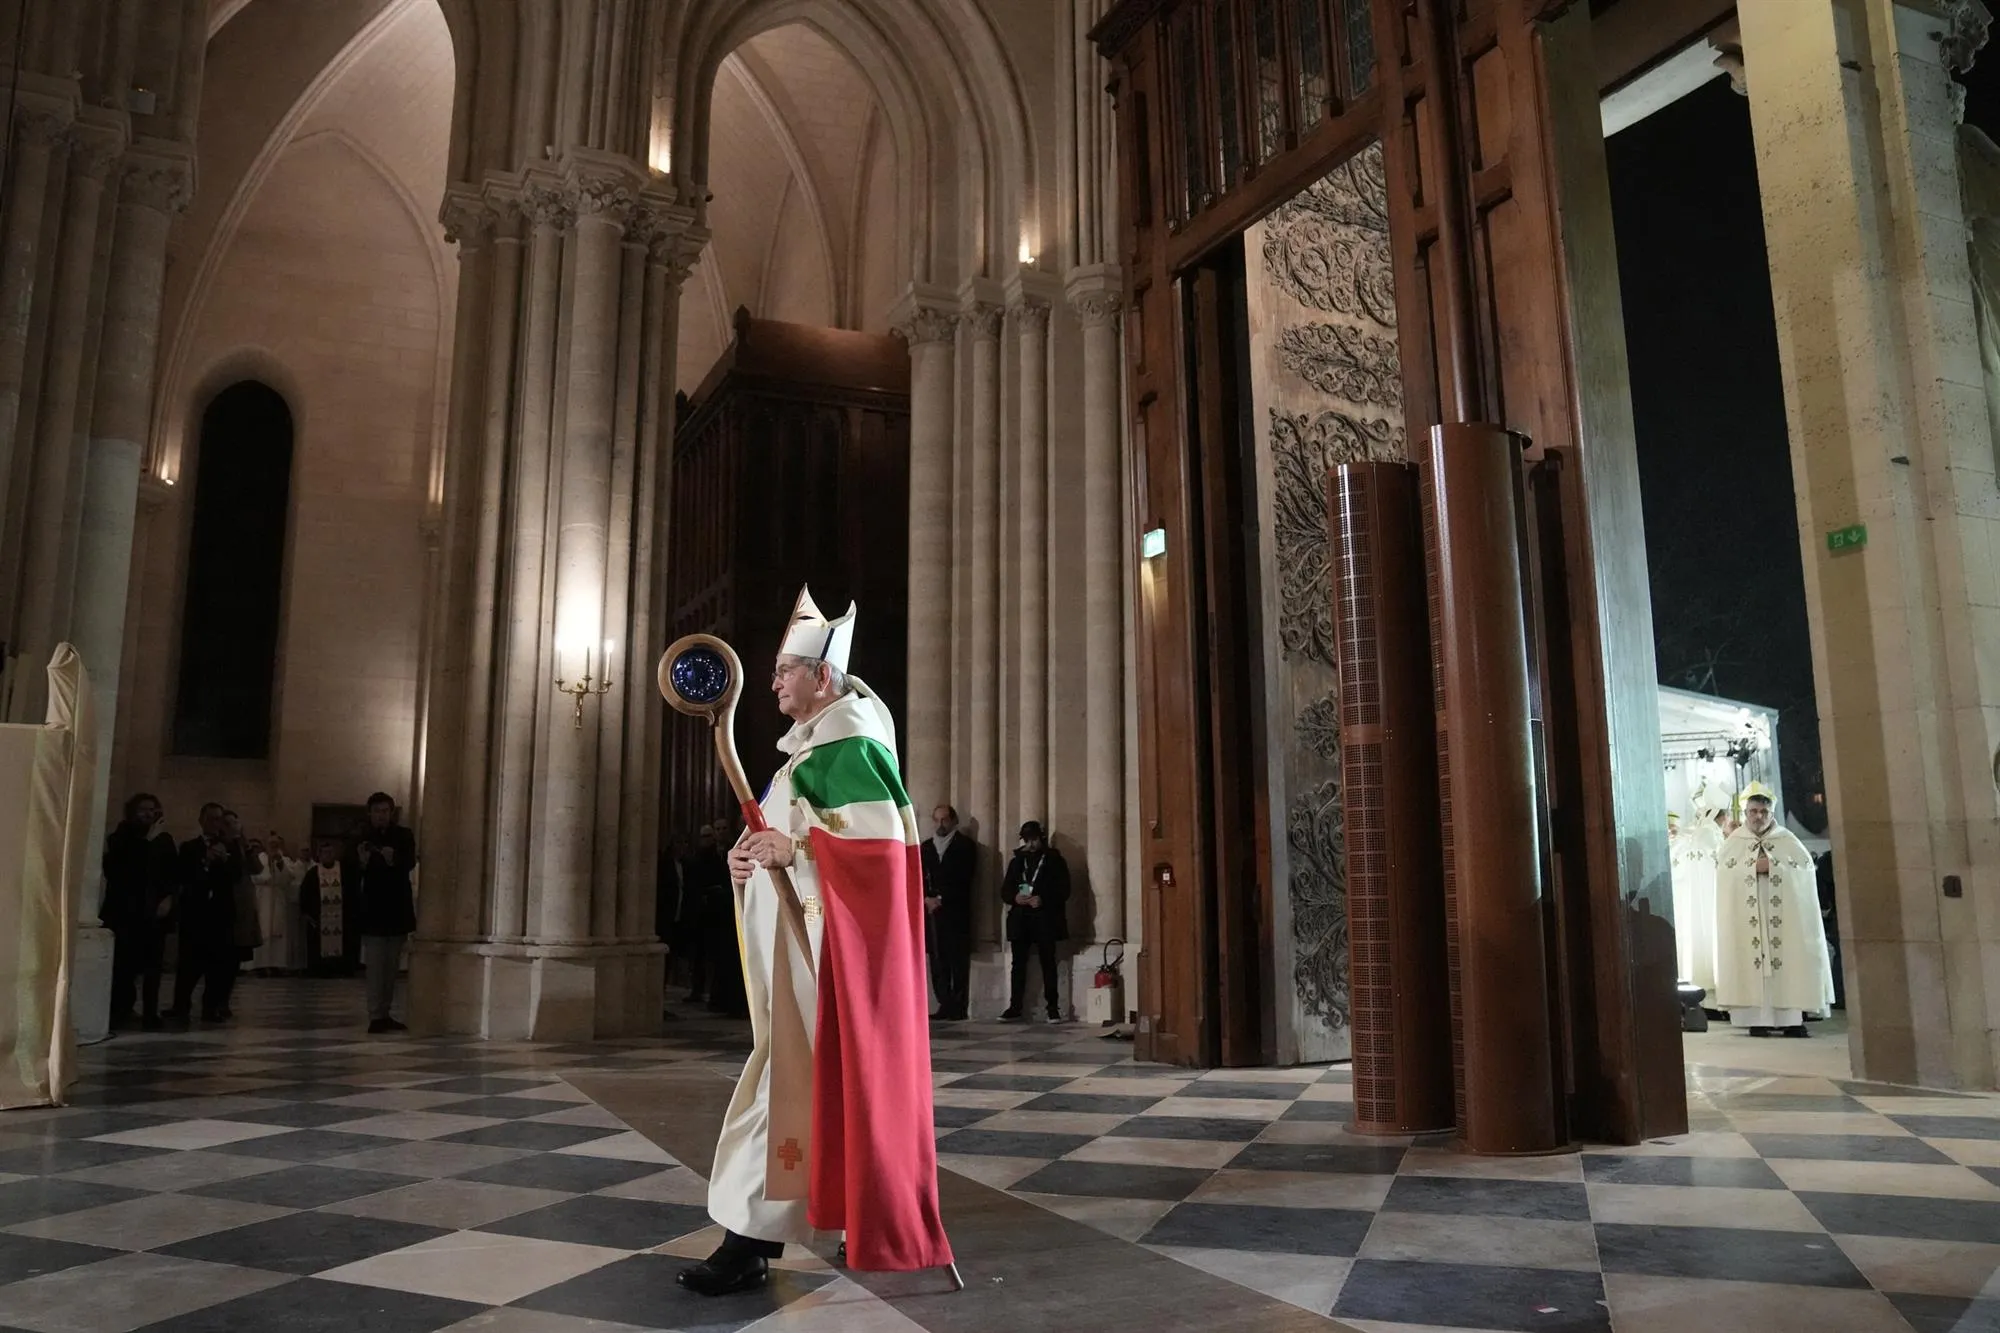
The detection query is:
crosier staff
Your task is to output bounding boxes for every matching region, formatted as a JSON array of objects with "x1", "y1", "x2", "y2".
[{"x1": 657, "y1": 634, "x2": 813, "y2": 968}]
